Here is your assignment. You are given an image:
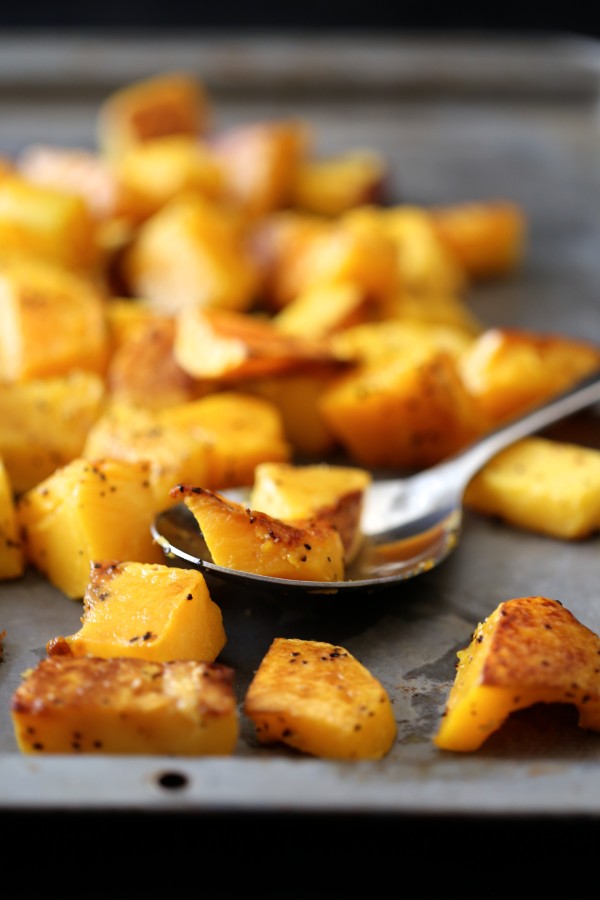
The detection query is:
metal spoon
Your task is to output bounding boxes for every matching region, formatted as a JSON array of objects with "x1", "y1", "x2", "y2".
[{"x1": 152, "y1": 368, "x2": 600, "y2": 596}]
